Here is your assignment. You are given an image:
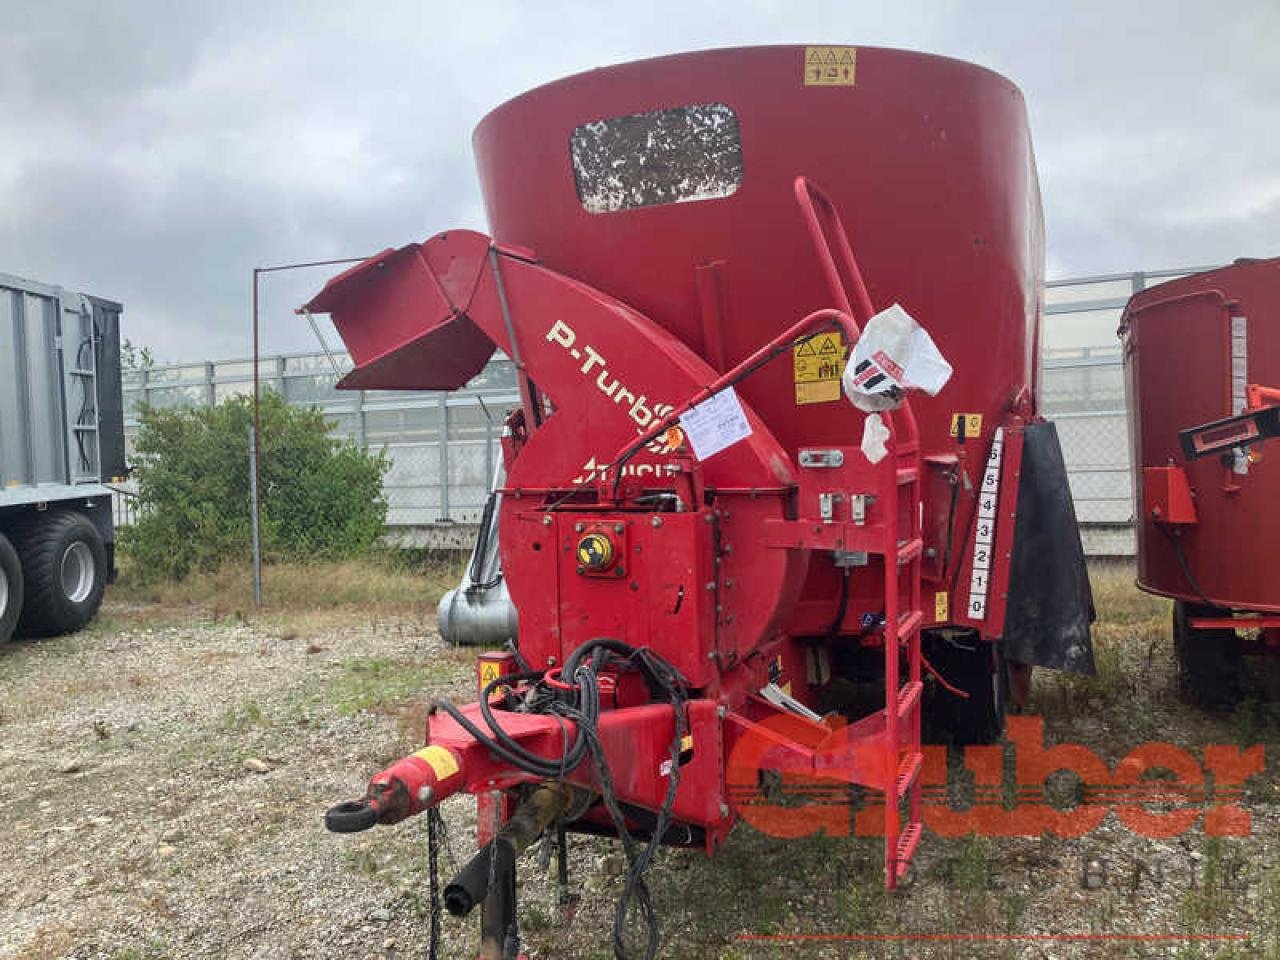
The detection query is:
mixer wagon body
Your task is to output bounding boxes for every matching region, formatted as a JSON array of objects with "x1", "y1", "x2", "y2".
[
  {"x1": 310, "y1": 46, "x2": 1094, "y2": 957},
  {"x1": 1121, "y1": 257, "x2": 1280, "y2": 706}
]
